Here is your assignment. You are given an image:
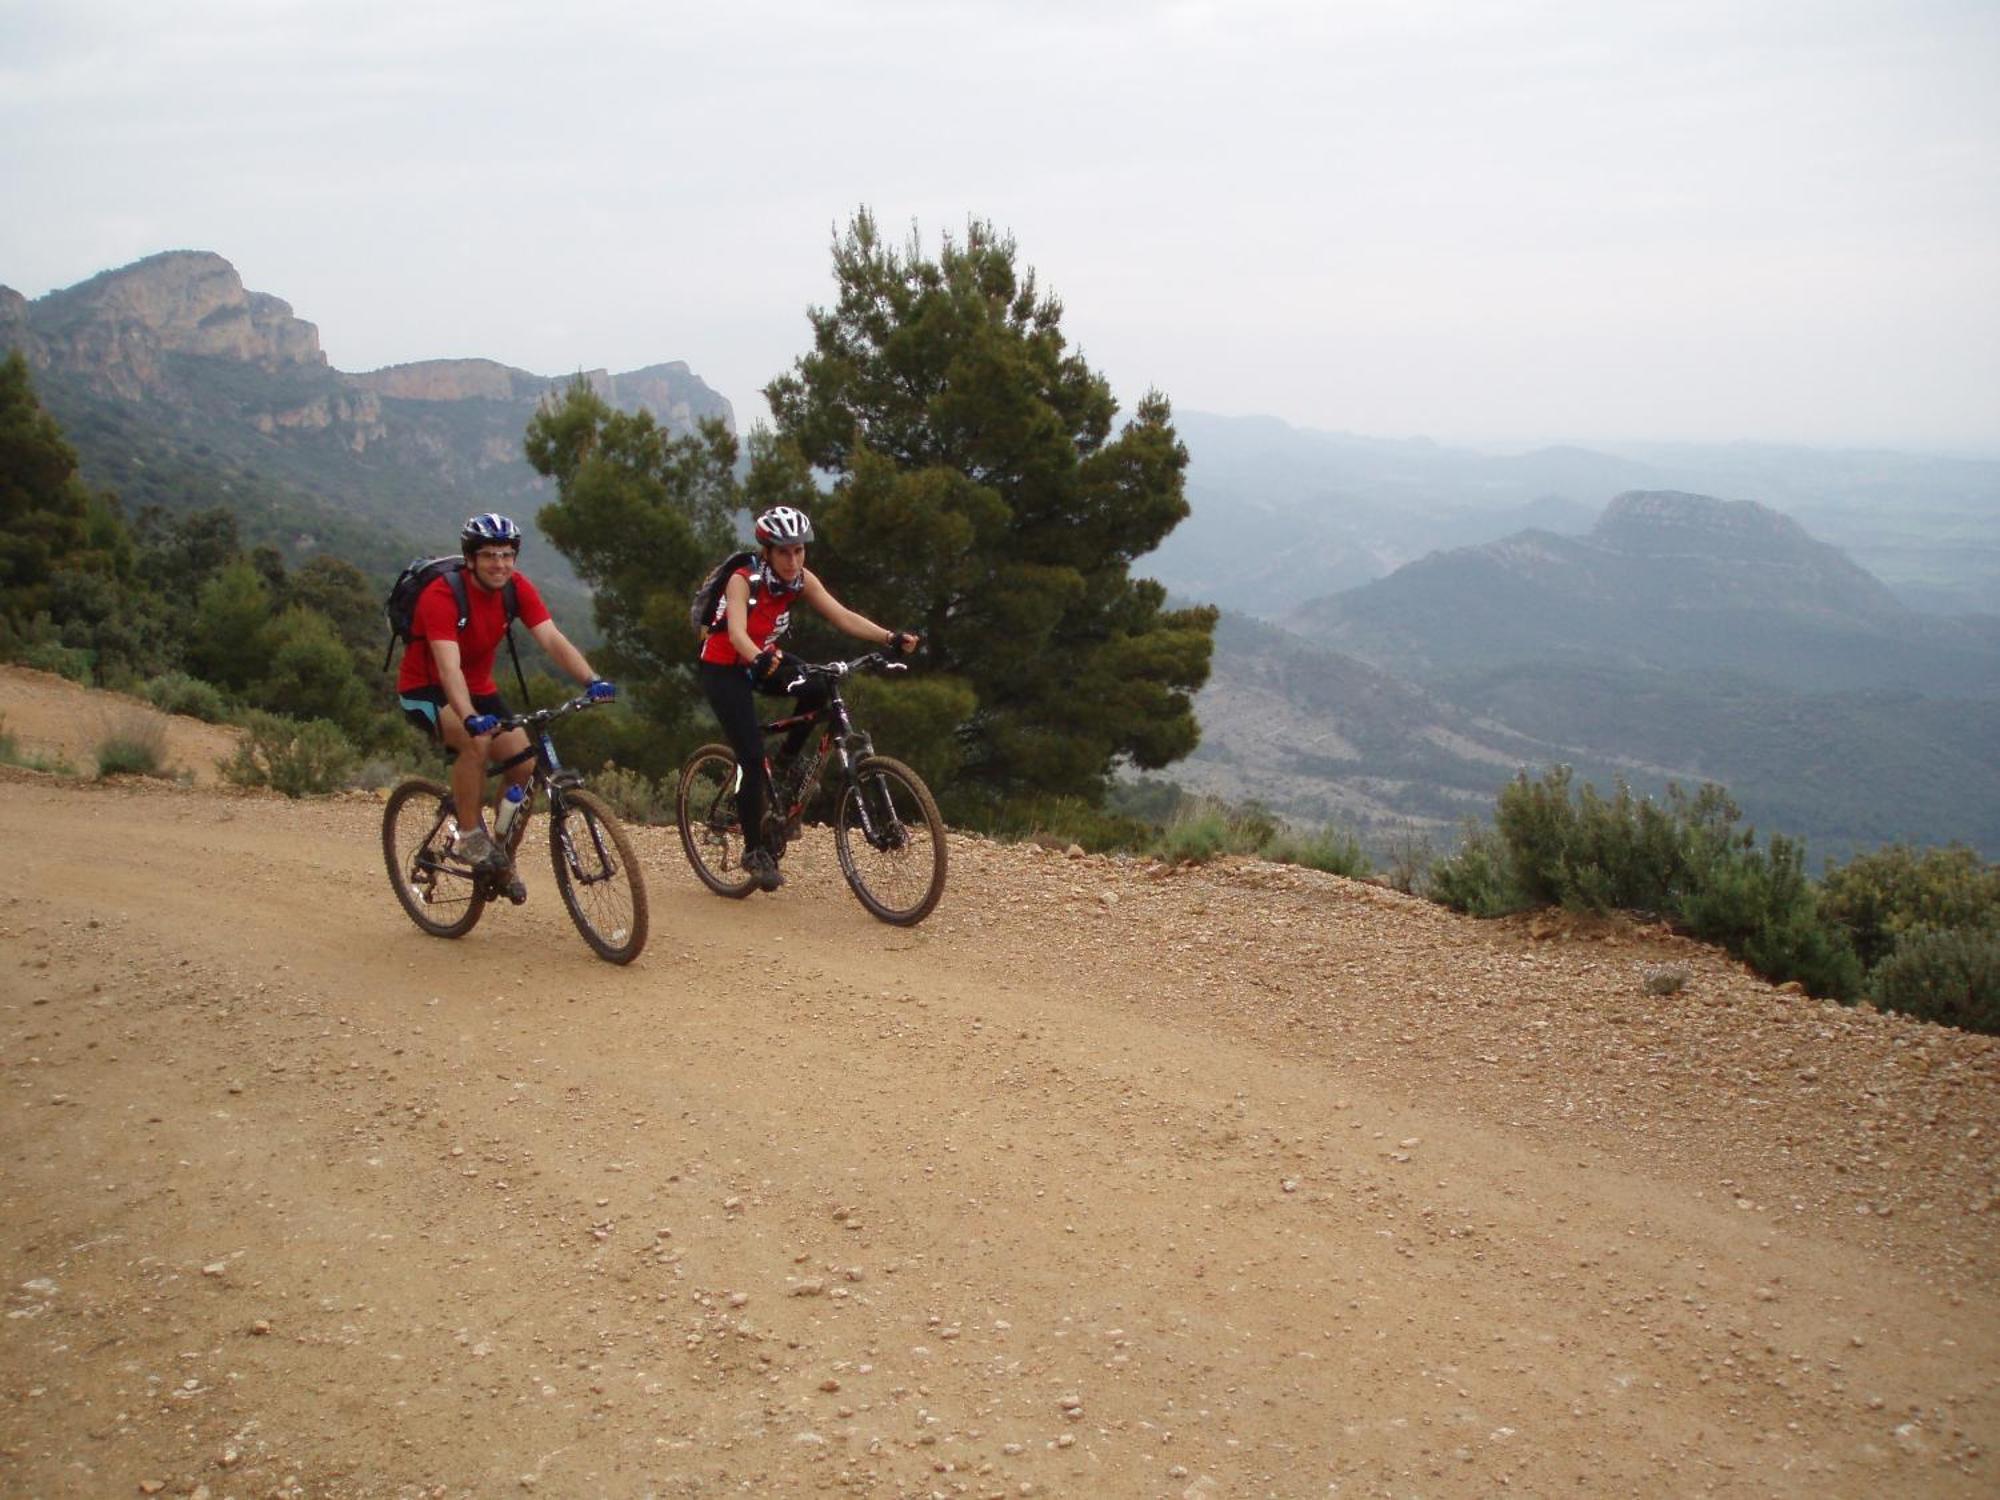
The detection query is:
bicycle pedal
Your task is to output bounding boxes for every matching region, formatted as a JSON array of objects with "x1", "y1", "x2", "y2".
[{"x1": 505, "y1": 877, "x2": 529, "y2": 905}]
